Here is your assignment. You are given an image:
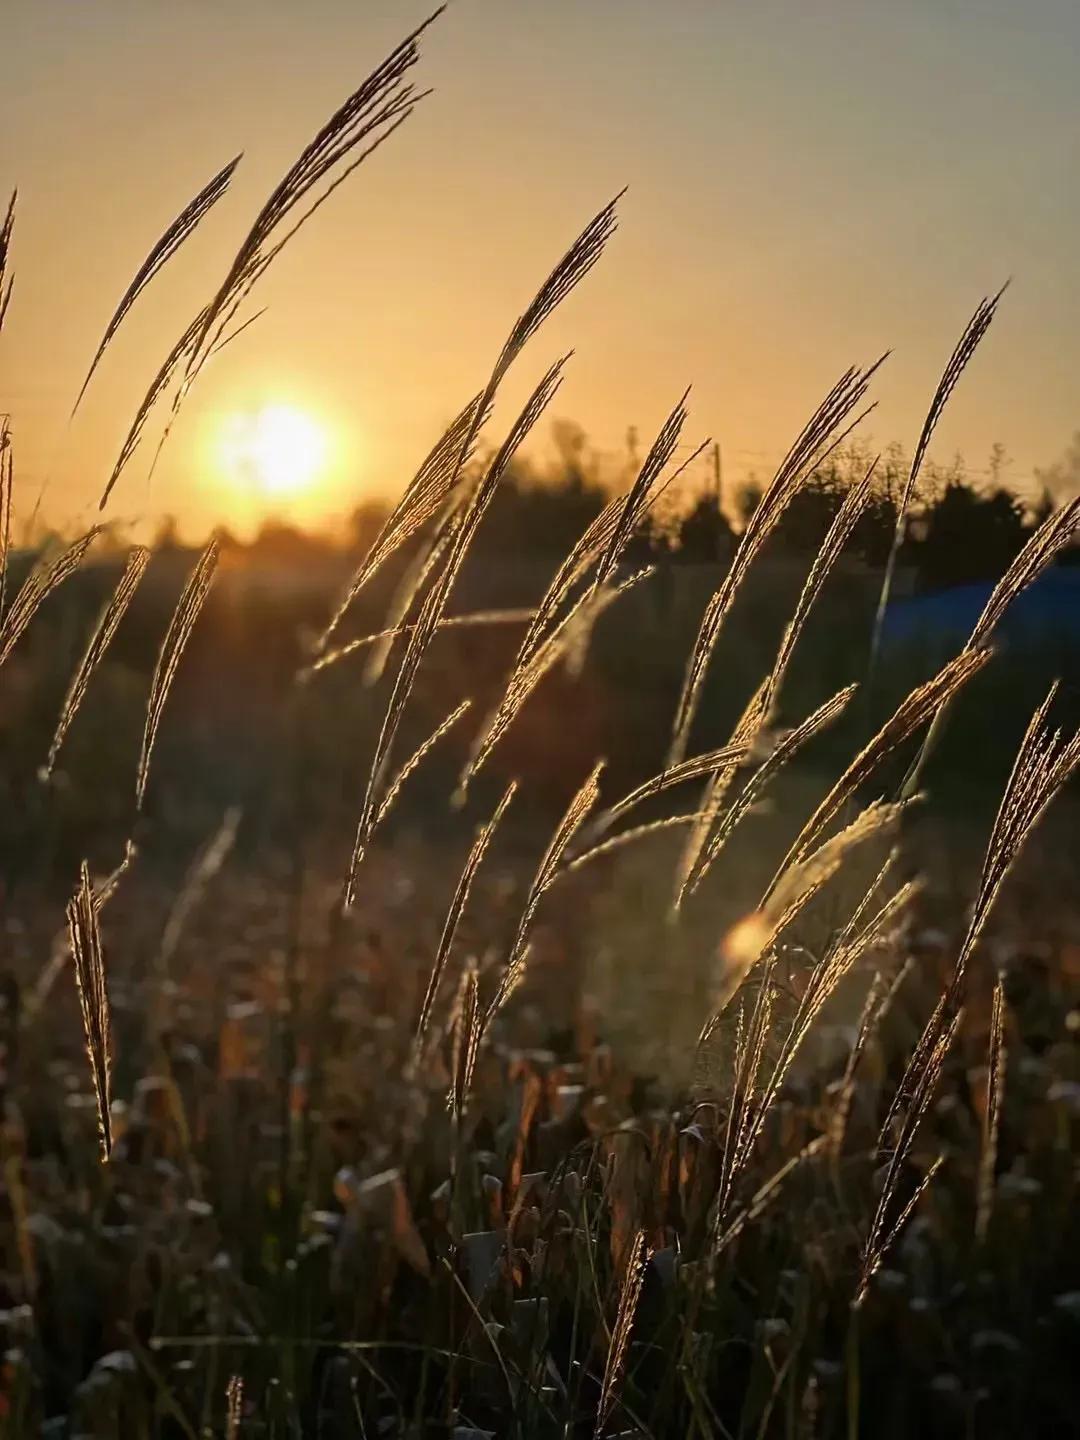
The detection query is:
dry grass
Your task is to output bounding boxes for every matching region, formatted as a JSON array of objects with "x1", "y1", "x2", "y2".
[
  {"x1": 136, "y1": 537, "x2": 219, "y2": 809},
  {"x1": 1, "y1": 18, "x2": 1078, "y2": 1435},
  {"x1": 43, "y1": 544, "x2": 151, "y2": 779},
  {"x1": 65, "y1": 861, "x2": 114, "y2": 1163}
]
